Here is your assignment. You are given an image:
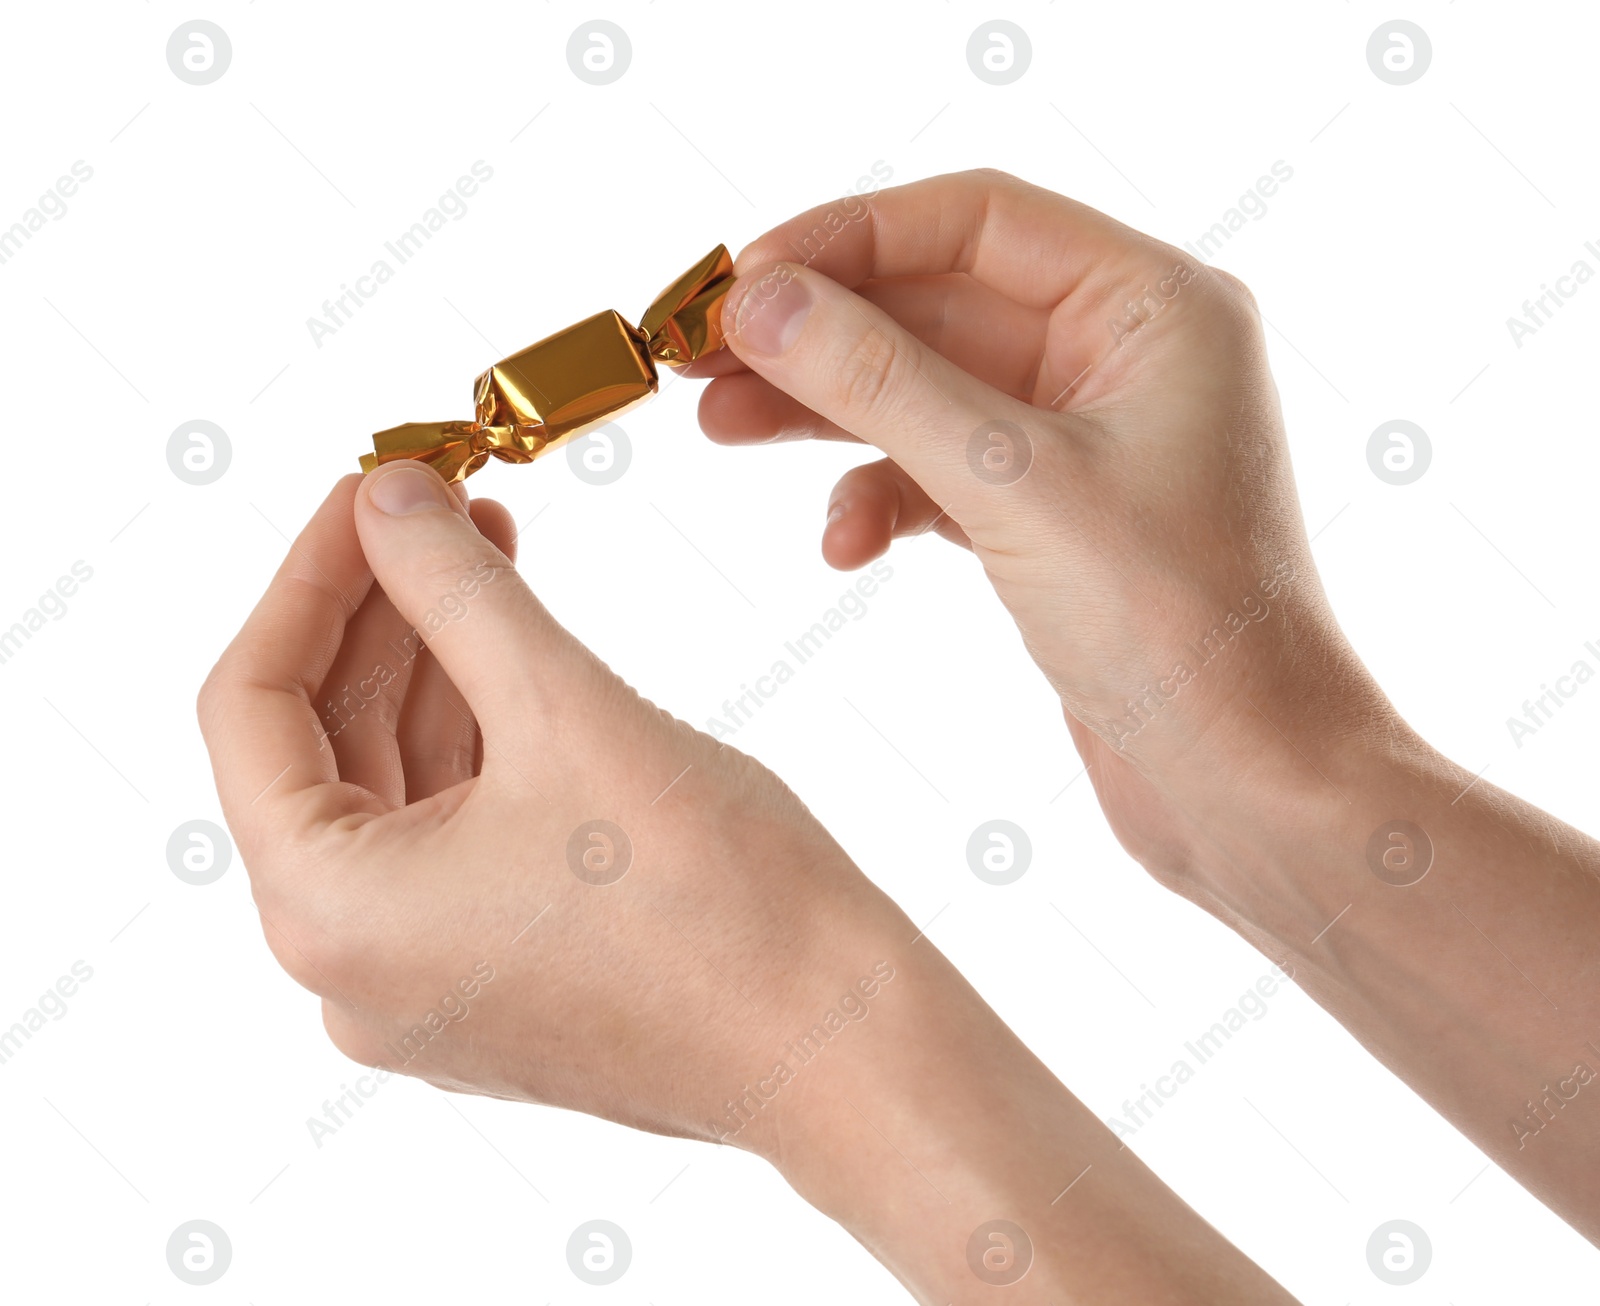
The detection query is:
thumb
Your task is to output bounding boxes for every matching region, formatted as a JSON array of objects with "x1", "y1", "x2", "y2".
[
  {"x1": 721, "y1": 262, "x2": 1043, "y2": 521},
  {"x1": 353, "y1": 461, "x2": 578, "y2": 740}
]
